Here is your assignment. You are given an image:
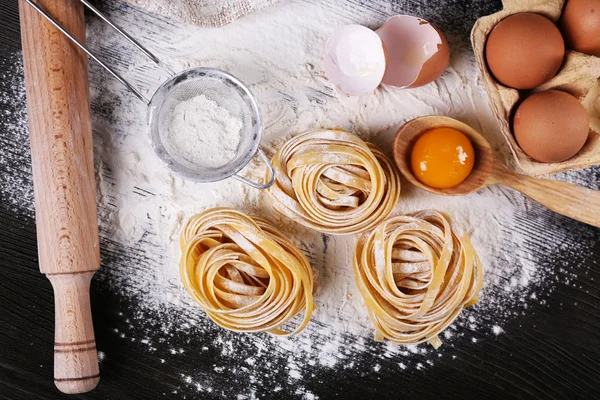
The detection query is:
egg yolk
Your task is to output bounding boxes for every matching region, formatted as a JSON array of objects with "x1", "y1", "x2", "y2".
[{"x1": 410, "y1": 127, "x2": 475, "y2": 189}]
